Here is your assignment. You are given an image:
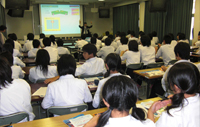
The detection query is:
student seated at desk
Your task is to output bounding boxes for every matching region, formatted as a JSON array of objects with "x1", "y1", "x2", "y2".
[
  {"x1": 75, "y1": 44, "x2": 106, "y2": 76},
  {"x1": 128, "y1": 31, "x2": 139, "y2": 43},
  {"x1": 43, "y1": 37, "x2": 59, "y2": 63},
  {"x1": 115, "y1": 37, "x2": 128, "y2": 55},
  {"x1": 148, "y1": 62, "x2": 200, "y2": 127},
  {"x1": 28, "y1": 39, "x2": 40, "y2": 58},
  {"x1": 0, "y1": 56, "x2": 35, "y2": 122},
  {"x1": 2, "y1": 43, "x2": 25, "y2": 67},
  {"x1": 29, "y1": 49, "x2": 58, "y2": 83},
  {"x1": 39, "y1": 33, "x2": 45, "y2": 48},
  {"x1": 0, "y1": 51, "x2": 24, "y2": 79},
  {"x1": 75, "y1": 34, "x2": 88, "y2": 49},
  {"x1": 97, "y1": 38, "x2": 114, "y2": 60},
  {"x1": 140, "y1": 35, "x2": 155, "y2": 67},
  {"x1": 169, "y1": 33, "x2": 177, "y2": 48},
  {"x1": 93, "y1": 33, "x2": 102, "y2": 48},
  {"x1": 5, "y1": 39, "x2": 21, "y2": 57},
  {"x1": 23, "y1": 33, "x2": 34, "y2": 52},
  {"x1": 91, "y1": 37, "x2": 100, "y2": 51},
  {"x1": 49, "y1": 35, "x2": 57, "y2": 48},
  {"x1": 116, "y1": 32, "x2": 126, "y2": 48},
  {"x1": 93, "y1": 53, "x2": 129, "y2": 108},
  {"x1": 9, "y1": 33, "x2": 22, "y2": 52},
  {"x1": 101, "y1": 31, "x2": 109, "y2": 42},
  {"x1": 85, "y1": 76, "x2": 155, "y2": 127},
  {"x1": 57, "y1": 39, "x2": 70, "y2": 55},
  {"x1": 151, "y1": 31, "x2": 159, "y2": 44},
  {"x1": 156, "y1": 35, "x2": 176, "y2": 66},
  {"x1": 41, "y1": 54, "x2": 92, "y2": 110},
  {"x1": 110, "y1": 35, "x2": 118, "y2": 50},
  {"x1": 177, "y1": 33, "x2": 189, "y2": 44}
]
